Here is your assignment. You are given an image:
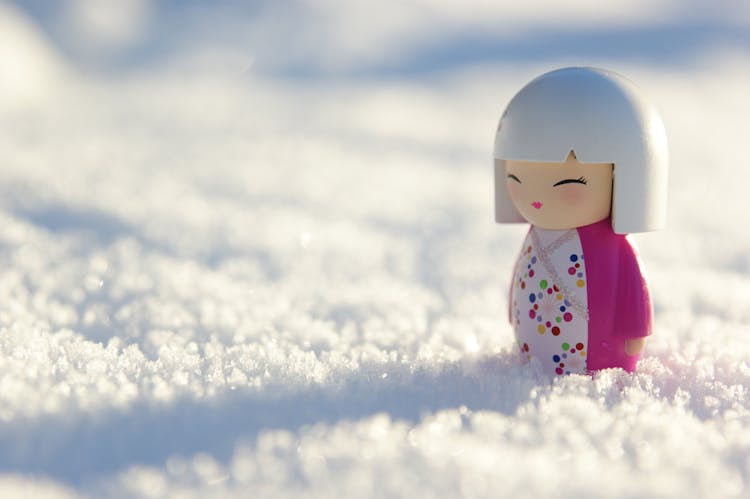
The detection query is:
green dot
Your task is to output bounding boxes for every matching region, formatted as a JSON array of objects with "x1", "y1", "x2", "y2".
[
  {"x1": 524, "y1": 273, "x2": 528, "y2": 278},
  {"x1": 561, "y1": 342, "x2": 570, "y2": 351},
  {"x1": 555, "y1": 317, "x2": 562, "y2": 323},
  {"x1": 539, "y1": 279, "x2": 548, "y2": 289}
]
